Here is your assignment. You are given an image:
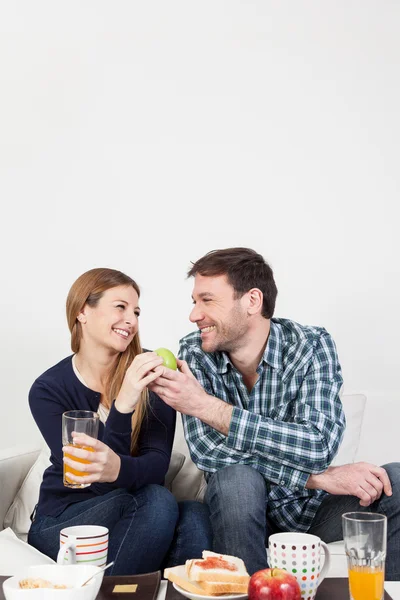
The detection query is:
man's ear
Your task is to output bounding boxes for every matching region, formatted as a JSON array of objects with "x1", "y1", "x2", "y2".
[{"x1": 247, "y1": 288, "x2": 263, "y2": 315}]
